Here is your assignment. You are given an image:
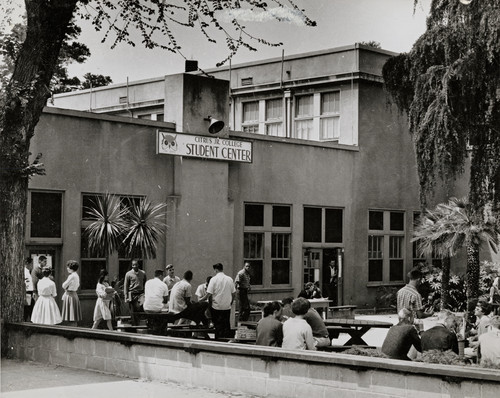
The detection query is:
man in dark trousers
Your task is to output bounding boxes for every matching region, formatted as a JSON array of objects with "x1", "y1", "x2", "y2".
[
  {"x1": 206, "y1": 263, "x2": 236, "y2": 339},
  {"x1": 235, "y1": 262, "x2": 251, "y2": 322},
  {"x1": 124, "y1": 259, "x2": 147, "y2": 324}
]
